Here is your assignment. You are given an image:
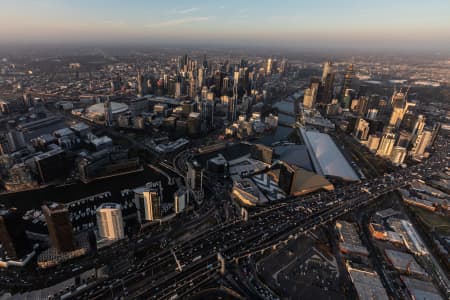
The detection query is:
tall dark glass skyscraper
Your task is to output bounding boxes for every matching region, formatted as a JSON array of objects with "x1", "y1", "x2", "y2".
[
  {"x1": 42, "y1": 203, "x2": 75, "y2": 253},
  {"x1": 0, "y1": 208, "x2": 32, "y2": 259},
  {"x1": 341, "y1": 64, "x2": 355, "y2": 101}
]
